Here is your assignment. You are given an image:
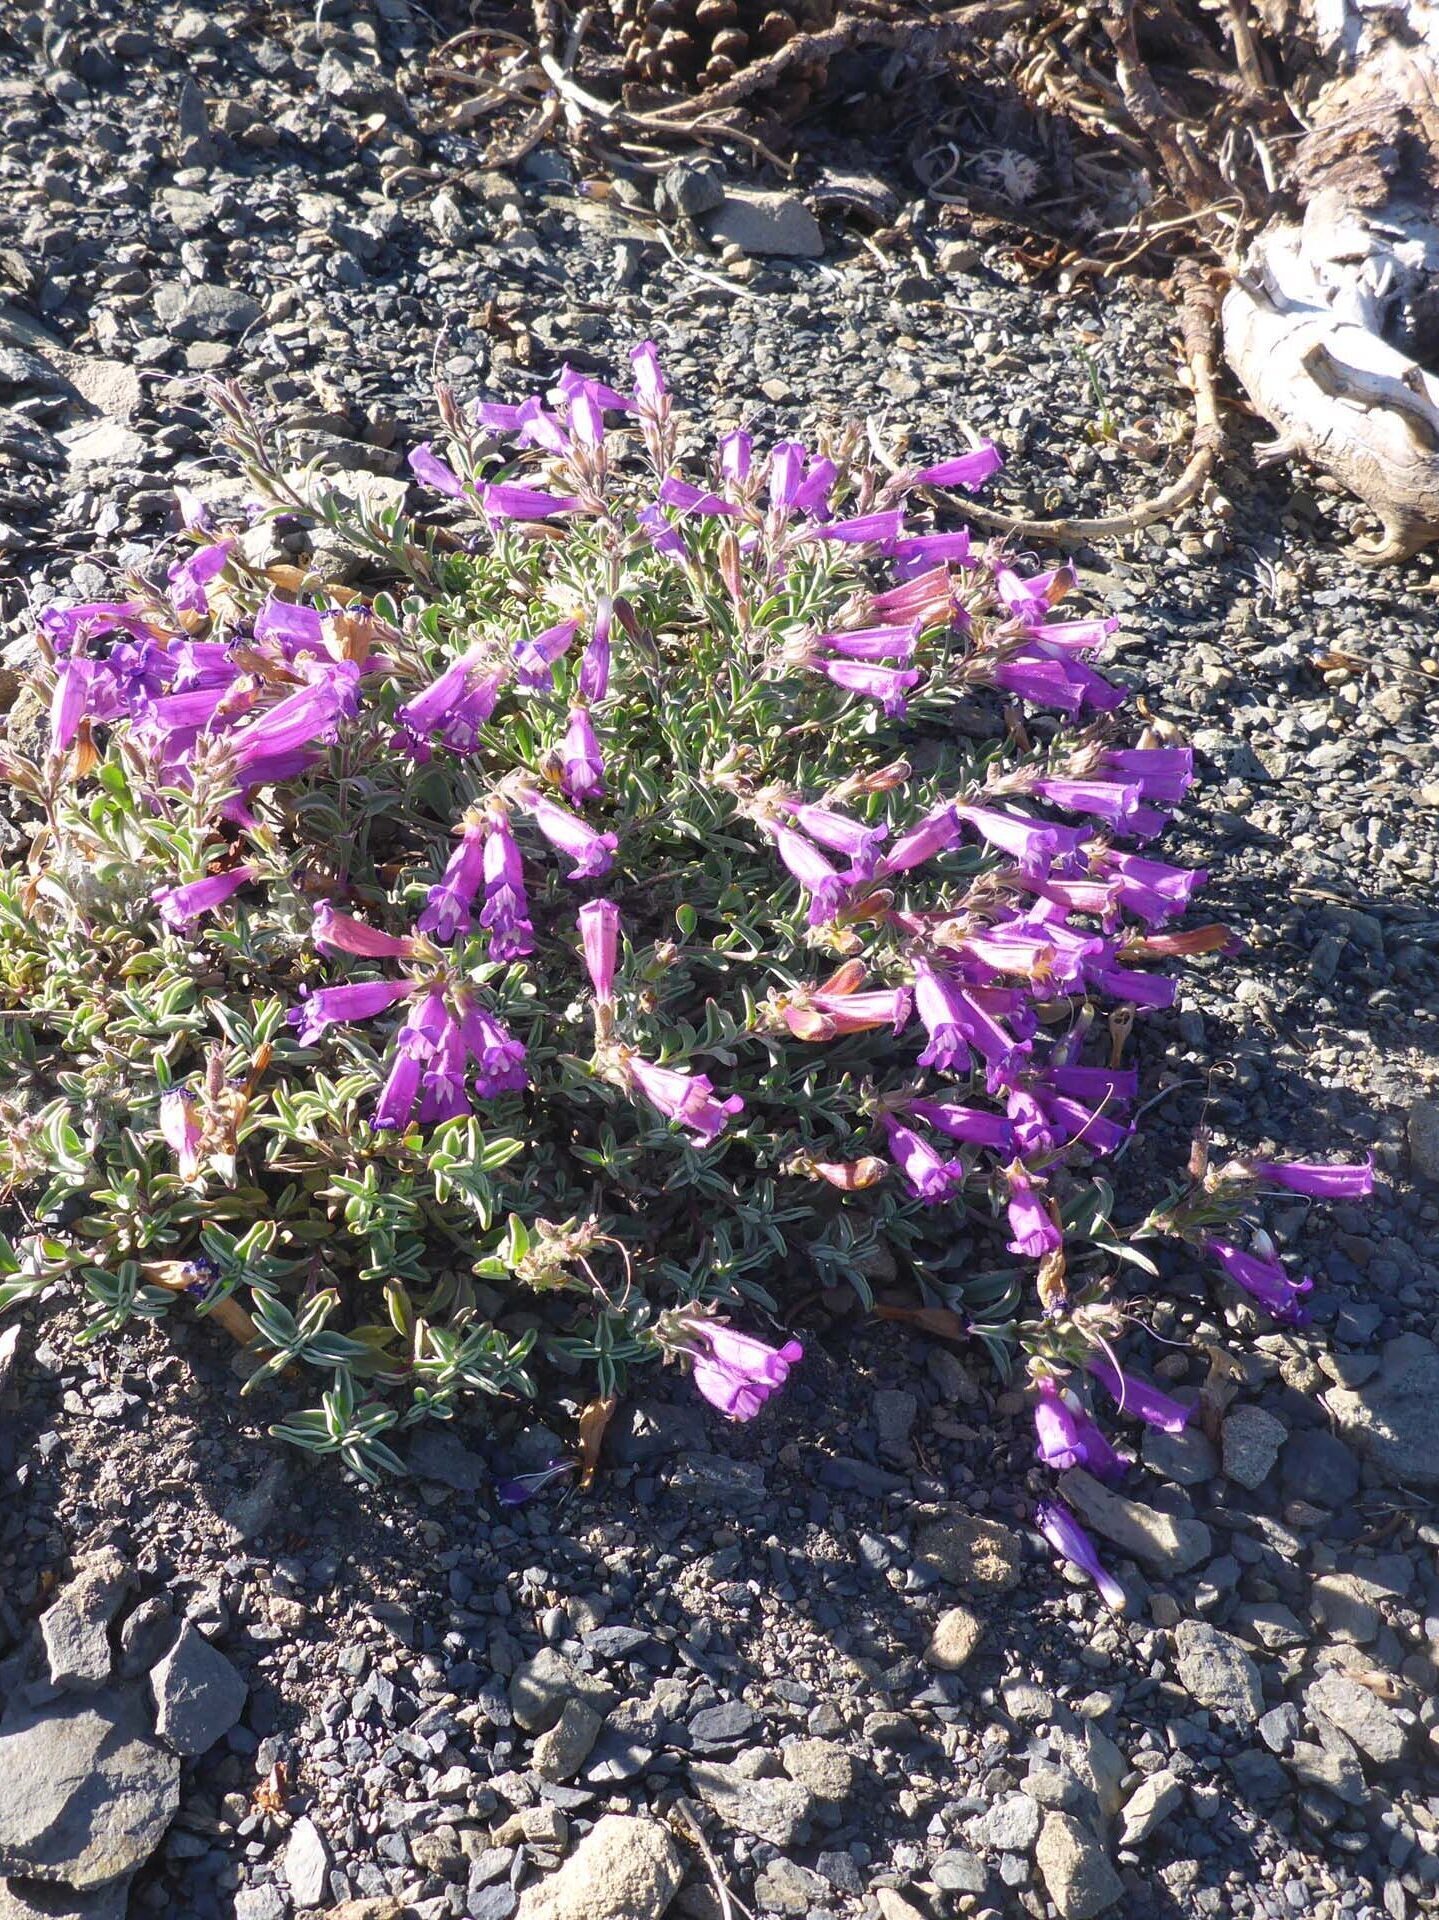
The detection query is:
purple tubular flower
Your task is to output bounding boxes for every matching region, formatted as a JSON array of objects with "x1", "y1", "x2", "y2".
[
  {"x1": 1005, "y1": 1165, "x2": 1062, "y2": 1258},
  {"x1": 1083, "y1": 963, "x2": 1177, "y2": 1009},
  {"x1": 579, "y1": 600, "x2": 613, "y2": 703},
  {"x1": 768, "y1": 441, "x2": 806, "y2": 510},
  {"x1": 1024, "y1": 616, "x2": 1118, "y2": 651},
  {"x1": 770, "y1": 823, "x2": 848, "y2": 926},
  {"x1": 991, "y1": 651, "x2": 1123, "y2": 715},
  {"x1": 515, "y1": 396, "x2": 570, "y2": 455},
  {"x1": 49, "y1": 657, "x2": 97, "y2": 750},
  {"x1": 253, "y1": 596, "x2": 328, "y2": 656},
  {"x1": 1047, "y1": 1065, "x2": 1139, "y2": 1105},
  {"x1": 720, "y1": 430, "x2": 752, "y2": 484},
  {"x1": 954, "y1": 805, "x2": 1080, "y2": 877},
  {"x1": 1032, "y1": 1090, "x2": 1130, "y2": 1157},
  {"x1": 802, "y1": 509, "x2": 906, "y2": 546},
  {"x1": 513, "y1": 618, "x2": 580, "y2": 690},
  {"x1": 1205, "y1": 1239, "x2": 1314, "y2": 1326},
  {"x1": 813, "y1": 622, "x2": 919, "y2": 663},
  {"x1": 658, "y1": 475, "x2": 736, "y2": 517},
  {"x1": 1035, "y1": 1500, "x2": 1126, "y2": 1611},
  {"x1": 228, "y1": 669, "x2": 358, "y2": 784},
  {"x1": 478, "y1": 807, "x2": 535, "y2": 960},
  {"x1": 630, "y1": 341, "x2": 666, "y2": 410},
  {"x1": 372, "y1": 989, "x2": 450, "y2": 1132},
  {"x1": 1031, "y1": 776, "x2": 1143, "y2": 829},
  {"x1": 474, "y1": 400, "x2": 528, "y2": 434},
  {"x1": 912, "y1": 957, "x2": 973, "y2": 1072},
  {"x1": 495, "y1": 1460, "x2": 576, "y2": 1506},
  {"x1": 289, "y1": 979, "x2": 413, "y2": 1045},
  {"x1": 689, "y1": 1324, "x2": 803, "y2": 1421},
  {"x1": 907, "y1": 1098, "x2": 1016, "y2": 1153},
  {"x1": 792, "y1": 457, "x2": 837, "y2": 517},
  {"x1": 911, "y1": 444, "x2": 1003, "y2": 490},
  {"x1": 454, "y1": 989, "x2": 528, "y2": 1097},
  {"x1": 476, "y1": 482, "x2": 580, "y2": 522},
  {"x1": 40, "y1": 600, "x2": 149, "y2": 651},
  {"x1": 556, "y1": 364, "x2": 636, "y2": 415},
  {"x1": 312, "y1": 903, "x2": 417, "y2": 960},
  {"x1": 814, "y1": 657, "x2": 922, "y2": 716},
  {"x1": 419, "y1": 1024, "x2": 471, "y2": 1125},
  {"x1": 569, "y1": 389, "x2": 605, "y2": 450},
  {"x1": 398, "y1": 646, "x2": 505, "y2": 757},
  {"x1": 1099, "y1": 747, "x2": 1194, "y2": 807},
  {"x1": 1248, "y1": 1157, "x2": 1375, "y2": 1198},
  {"x1": 168, "y1": 538, "x2": 234, "y2": 615},
  {"x1": 562, "y1": 705, "x2": 605, "y2": 801},
  {"x1": 1086, "y1": 1355, "x2": 1191, "y2": 1433},
  {"x1": 787, "y1": 803, "x2": 887, "y2": 880},
  {"x1": 1087, "y1": 846, "x2": 1206, "y2": 926},
  {"x1": 522, "y1": 792, "x2": 617, "y2": 880},
  {"x1": 882, "y1": 1116, "x2": 966, "y2": 1205},
  {"x1": 627, "y1": 1055, "x2": 743, "y2": 1145},
  {"x1": 887, "y1": 530, "x2": 975, "y2": 574},
  {"x1": 408, "y1": 442, "x2": 466, "y2": 496},
  {"x1": 637, "y1": 504, "x2": 688, "y2": 558},
  {"x1": 879, "y1": 802, "x2": 961, "y2": 877},
  {"x1": 996, "y1": 562, "x2": 1073, "y2": 621},
  {"x1": 579, "y1": 898, "x2": 620, "y2": 1000},
  {"x1": 153, "y1": 865, "x2": 254, "y2": 929},
  {"x1": 1033, "y1": 1380, "x2": 1130, "y2": 1483},
  {"x1": 417, "y1": 818, "x2": 488, "y2": 943}
]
